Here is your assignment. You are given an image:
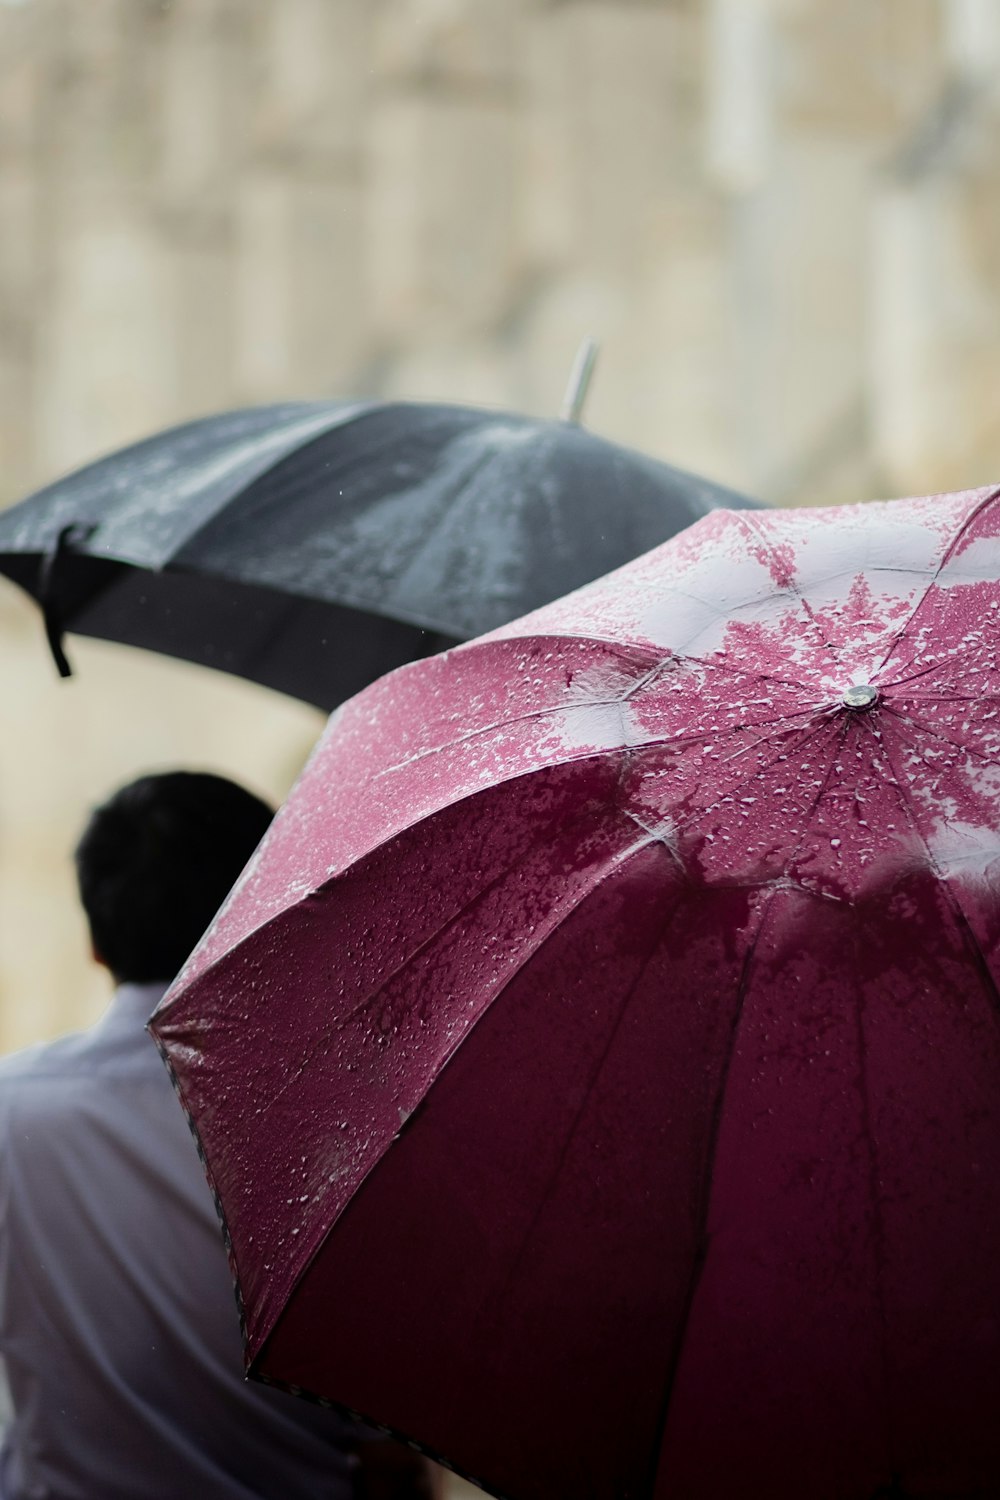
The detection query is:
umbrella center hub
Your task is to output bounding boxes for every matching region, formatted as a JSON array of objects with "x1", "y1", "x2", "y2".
[{"x1": 842, "y1": 683, "x2": 878, "y2": 710}]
